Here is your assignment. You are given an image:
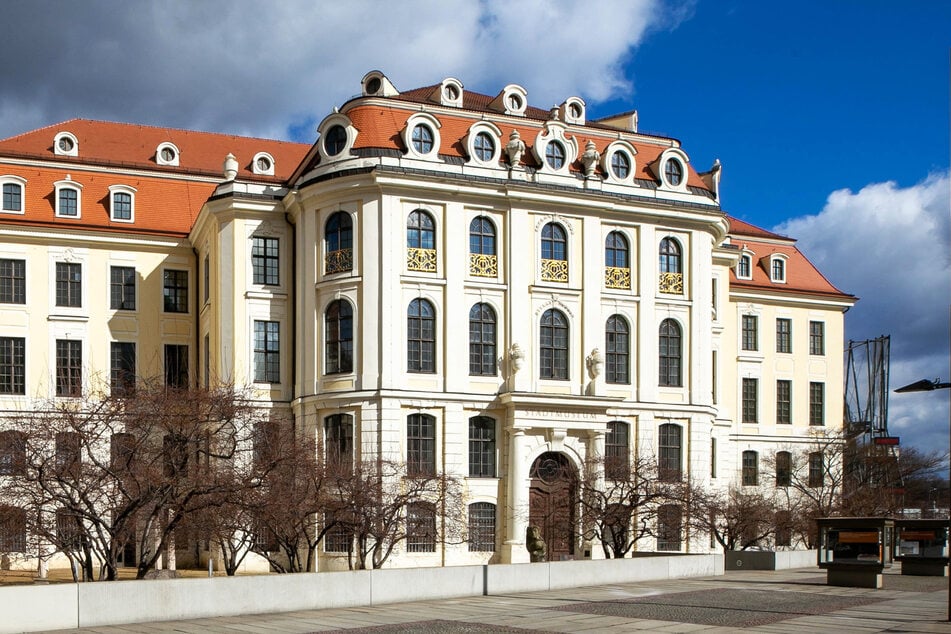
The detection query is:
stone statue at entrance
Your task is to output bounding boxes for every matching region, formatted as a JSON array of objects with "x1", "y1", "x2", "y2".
[{"x1": 526, "y1": 525, "x2": 547, "y2": 562}]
